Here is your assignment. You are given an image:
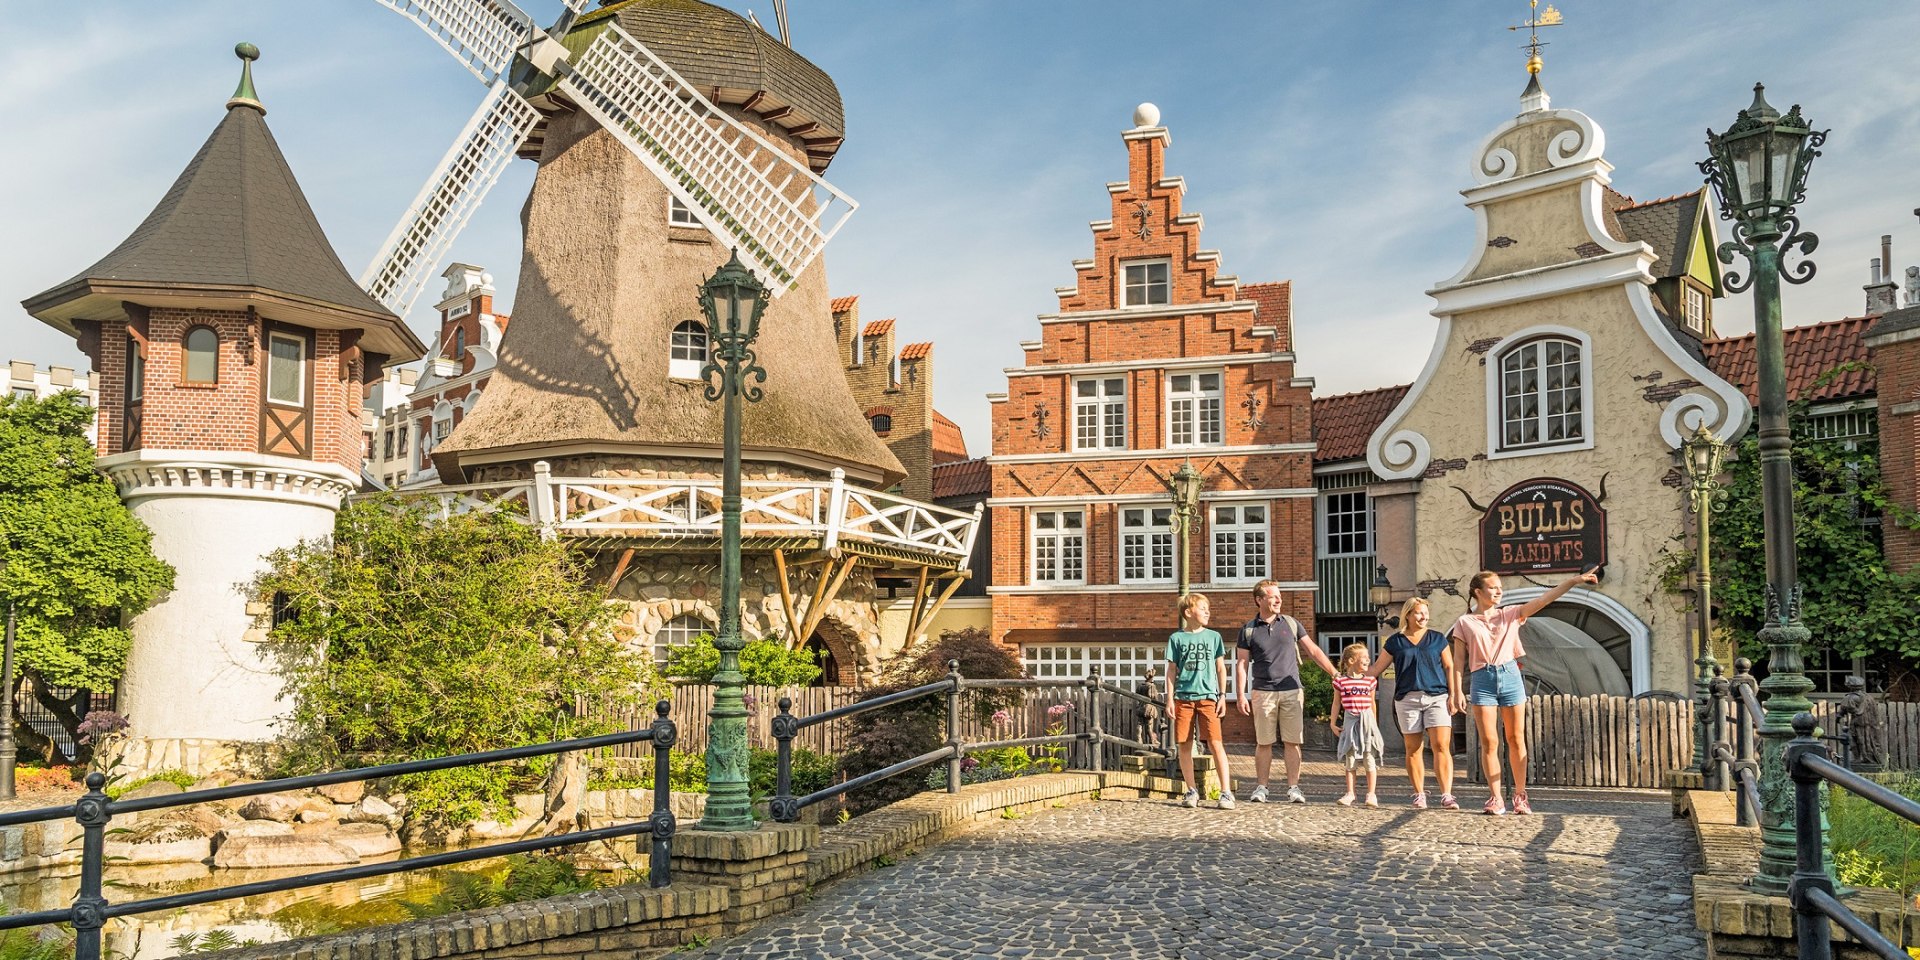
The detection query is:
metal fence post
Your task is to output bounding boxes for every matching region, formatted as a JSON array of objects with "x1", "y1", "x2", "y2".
[
  {"x1": 646, "y1": 700, "x2": 677, "y2": 888},
  {"x1": 770, "y1": 697, "x2": 799, "y2": 823},
  {"x1": 1734, "y1": 658, "x2": 1756, "y2": 827},
  {"x1": 946, "y1": 660, "x2": 963, "y2": 794},
  {"x1": 1085, "y1": 674, "x2": 1104, "y2": 774},
  {"x1": 1708, "y1": 669, "x2": 1730, "y2": 792},
  {"x1": 71, "y1": 772, "x2": 110, "y2": 960},
  {"x1": 1786, "y1": 712, "x2": 1833, "y2": 960}
]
